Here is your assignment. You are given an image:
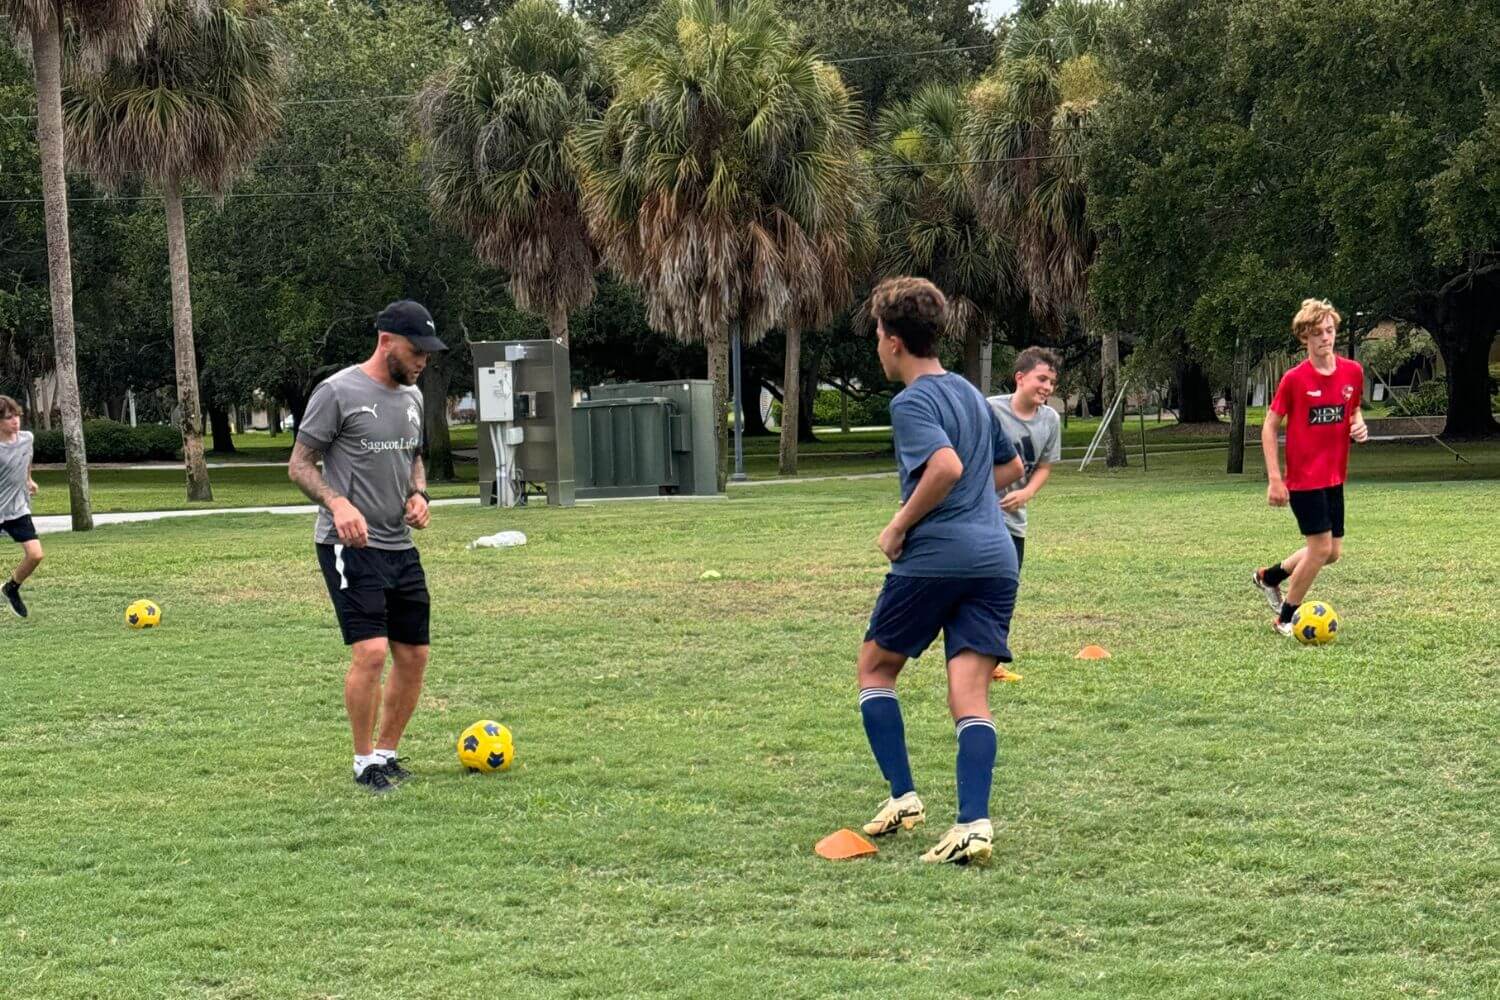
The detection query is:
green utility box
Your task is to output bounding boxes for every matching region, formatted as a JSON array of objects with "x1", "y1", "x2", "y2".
[{"x1": 574, "y1": 379, "x2": 720, "y2": 498}]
